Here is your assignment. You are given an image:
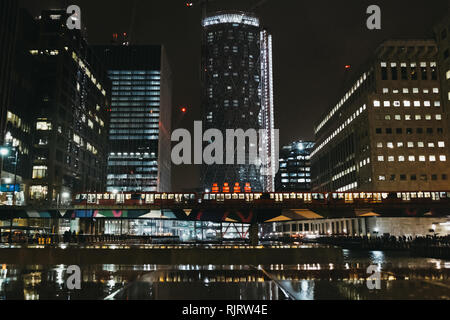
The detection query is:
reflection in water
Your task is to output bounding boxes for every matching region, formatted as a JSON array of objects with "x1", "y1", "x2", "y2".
[{"x1": 0, "y1": 250, "x2": 449, "y2": 300}]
